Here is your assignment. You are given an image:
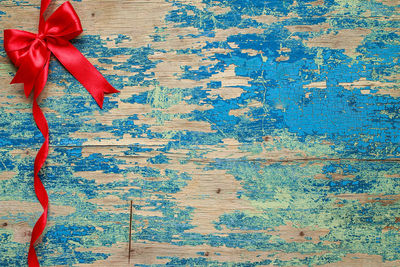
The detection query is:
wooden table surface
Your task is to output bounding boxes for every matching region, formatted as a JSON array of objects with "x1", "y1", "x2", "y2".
[{"x1": 1, "y1": 0, "x2": 400, "y2": 266}]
